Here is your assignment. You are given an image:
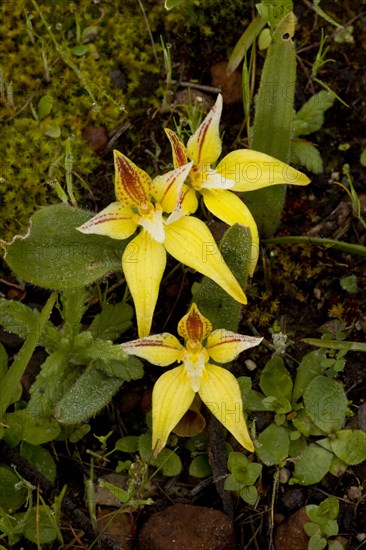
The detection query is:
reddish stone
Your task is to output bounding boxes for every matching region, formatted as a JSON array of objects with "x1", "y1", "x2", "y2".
[
  {"x1": 139, "y1": 503, "x2": 235, "y2": 550},
  {"x1": 274, "y1": 507, "x2": 310, "y2": 550}
]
